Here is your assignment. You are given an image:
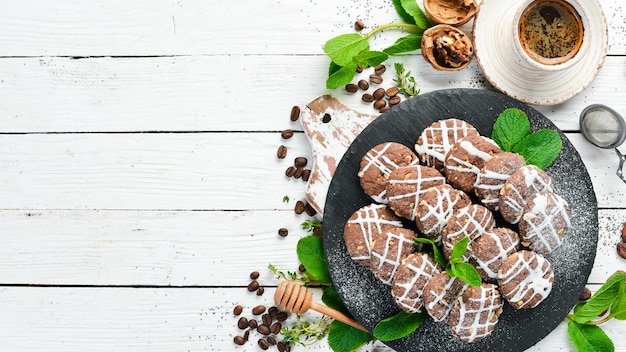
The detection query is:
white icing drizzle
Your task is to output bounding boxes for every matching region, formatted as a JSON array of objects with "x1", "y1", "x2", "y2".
[
  {"x1": 418, "y1": 185, "x2": 466, "y2": 243},
  {"x1": 474, "y1": 166, "x2": 517, "y2": 210},
  {"x1": 522, "y1": 192, "x2": 571, "y2": 254},
  {"x1": 414, "y1": 119, "x2": 477, "y2": 168},
  {"x1": 500, "y1": 166, "x2": 553, "y2": 224},
  {"x1": 452, "y1": 284, "x2": 503, "y2": 343},
  {"x1": 347, "y1": 204, "x2": 403, "y2": 262},
  {"x1": 445, "y1": 137, "x2": 499, "y2": 192},
  {"x1": 498, "y1": 251, "x2": 554, "y2": 309},
  {"x1": 360, "y1": 142, "x2": 413, "y2": 203},
  {"x1": 387, "y1": 166, "x2": 446, "y2": 220},
  {"x1": 443, "y1": 205, "x2": 495, "y2": 256},
  {"x1": 425, "y1": 274, "x2": 464, "y2": 322},
  {"x1": 471, "y1": 229, "x2": 519, "y2": 281},
  {"x1": 370, "y1": 230, "x2": 415, "y2": 285},
  {"x1": 393, "y1": 253, "x2": 441, "y2": 313}
]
